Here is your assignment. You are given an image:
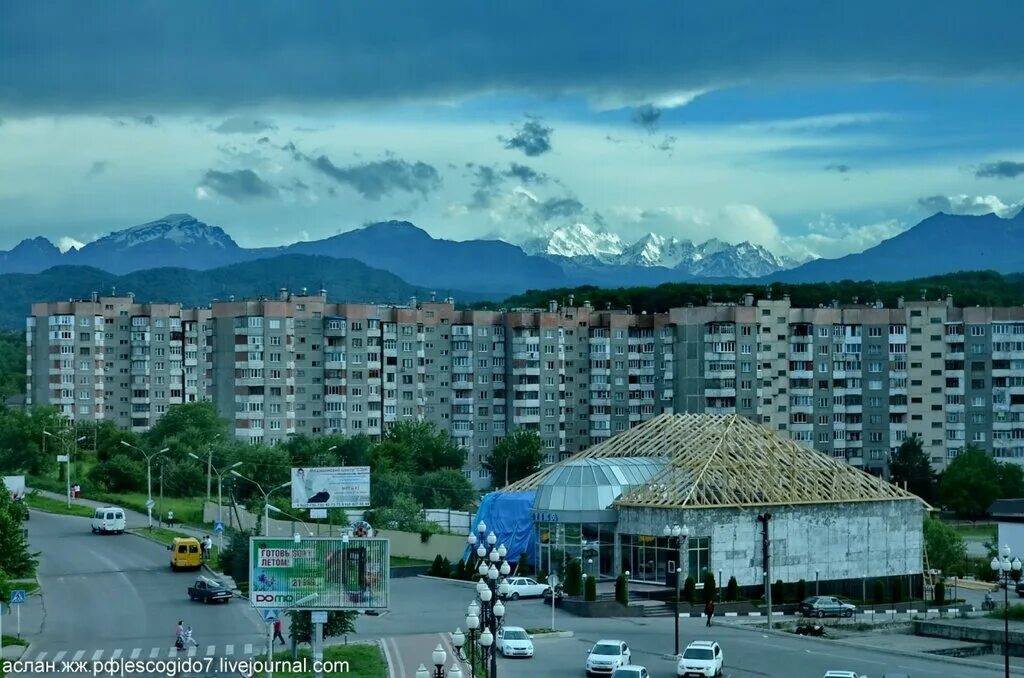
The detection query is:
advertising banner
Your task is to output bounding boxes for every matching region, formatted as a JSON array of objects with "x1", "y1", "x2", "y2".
[
  {"x1": 248, "y1": 537, "x2": 389, "y2": 610},
  {"x1": 291, "y1": 466, "x2": 370, "y2": 508},
  {"x1": 3, "y1": 475, "x2": 26, "y2": 501}
]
